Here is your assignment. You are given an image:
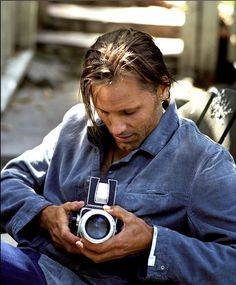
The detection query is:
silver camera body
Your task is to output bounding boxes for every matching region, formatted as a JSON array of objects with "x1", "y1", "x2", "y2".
[{"x1": 71, "y1": 177, "x2": 118, "y2": 244}]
